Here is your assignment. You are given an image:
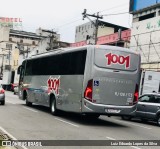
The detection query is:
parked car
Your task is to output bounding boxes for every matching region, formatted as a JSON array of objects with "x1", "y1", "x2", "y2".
[
  {"x1": 11, "y1": 83, "x2": 18, "y2": 92},
  {"x1": 0, "y1": 84, "x2": 5, "y2": 105},
  {"x1": 122, "y1": 93, "x2": 160, "y2": 126},
  {"x1": 13, "y1": 85, "x2": 18, "y2": 95}
]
